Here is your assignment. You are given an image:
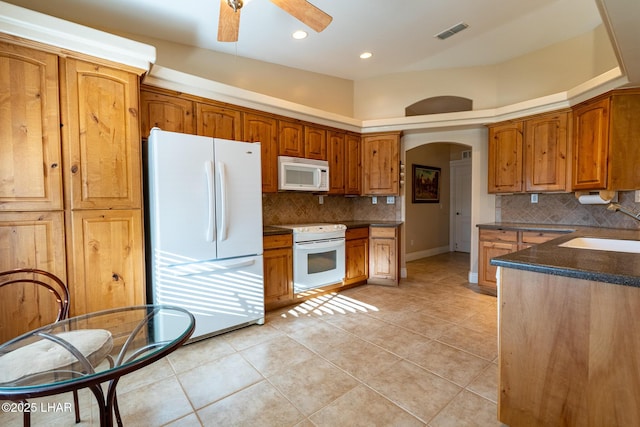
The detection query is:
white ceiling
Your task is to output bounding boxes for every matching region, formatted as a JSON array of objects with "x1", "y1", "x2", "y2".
[{"x1": 3, "y1": 0, "x2": 604, "y2": 80}]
